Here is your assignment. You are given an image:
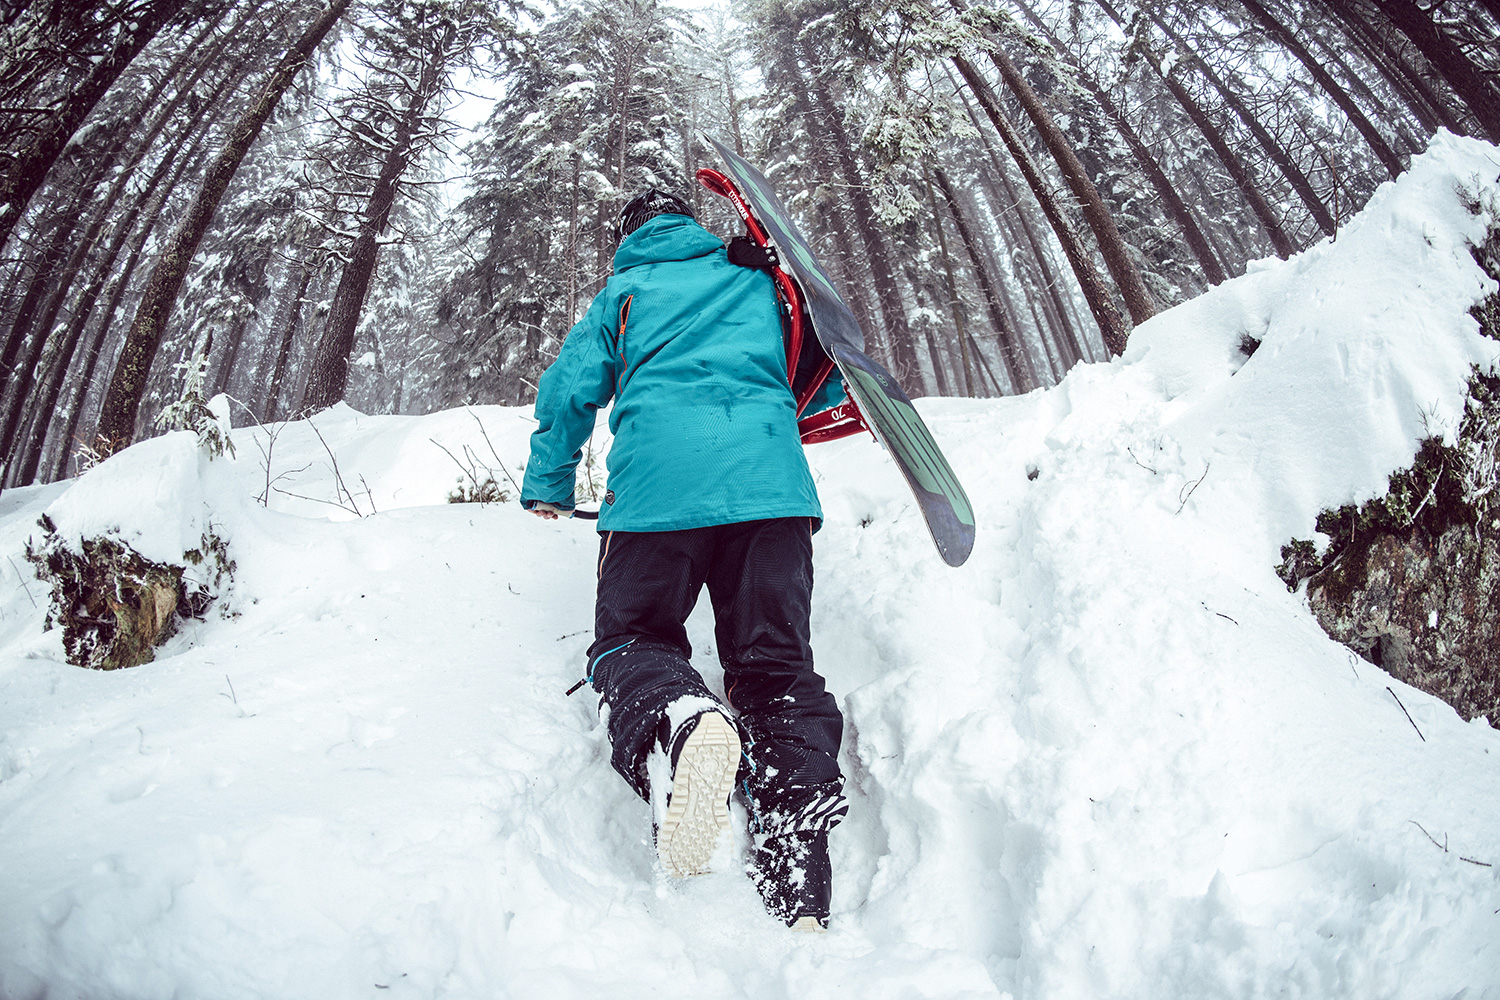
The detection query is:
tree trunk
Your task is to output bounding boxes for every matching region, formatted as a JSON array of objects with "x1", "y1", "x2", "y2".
[
  {"x1": 0, "y1": 1, "x2": 232, "y2": 351},
  {"x1": 0, "y1": 0, "x2": 189, "y2": 255},
  {"x1": 951, "y1": 53, "x2": 1130, "y2": 355},
  {"x1": 93, "y1": 0, "x2": 350, "y2": 449},
  {"x1": 1370, "y1": 0, "x2": 1500, "y2": 141},
  {"x1": 965, "y1": 332, "x2": 1007, "y2": 396},
  {"x1": 1302, "y1": 12, "x2": 1426, "y2": 153},
  {"x1": 783, "y1": 73, "x2": 885, "y2": 353},
  {"x1": 0, "y1": 216, "x2": 75, "y2": 399},
  {"x1": 1109, "y1": 0, "x2": 1334, "y2": 241},
  {"x1": 2, "y1": 128, "x2": 205, "y2": 485},
  {"x1": 0, "y1": 39, "x2": 248, "y2": 465},
  {"x1": 1013, "y1": 1, "x2": 1229, "y2": 286},
  {"x1": 300, "y1": 33, "x2": 448, "y2": 412},
  {"x1": 948, "y1": 69, "x2": 1092, "y2": 367},
  {"x1": 801, "y1": 65, "x2": 919, "y2": 381},
  {"x1": 932, "y1": 166, "x2": 1036, "y2": 393},
  {"x1": 50, "y1": 139, "x2": 200, "y2": 481},
  {"x1": 1240, "y1": 0, "x2": 1405, "y2": 176},
  {"x1": 982, "y1": 44, "x2": 1157, "y2": 326},
  {"x1": 264, "y1": 263, "x2": 315, "y2": 422},
  {"x1": 1326, "y1": 1, "x2": 1460, "y2": 135},
  {"x1": 921, "y1": 164, "x2": 974, "y2": 396},
  {"x1": 1161, "y1": 68, "x2": 1298, "y2": 257},
  {"x1": 948, "y1": 72, "x2": 1093, "y2": 363},
  {"x1": 209, "y1": 315, "x2": 248, "y2": 399}
]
